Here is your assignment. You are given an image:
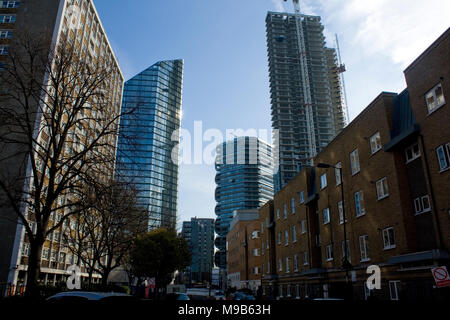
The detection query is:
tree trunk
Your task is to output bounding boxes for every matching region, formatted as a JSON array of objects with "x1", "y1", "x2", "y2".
[{"x1": 25, "y1": 241, "x2": 42, "y2": 298}]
